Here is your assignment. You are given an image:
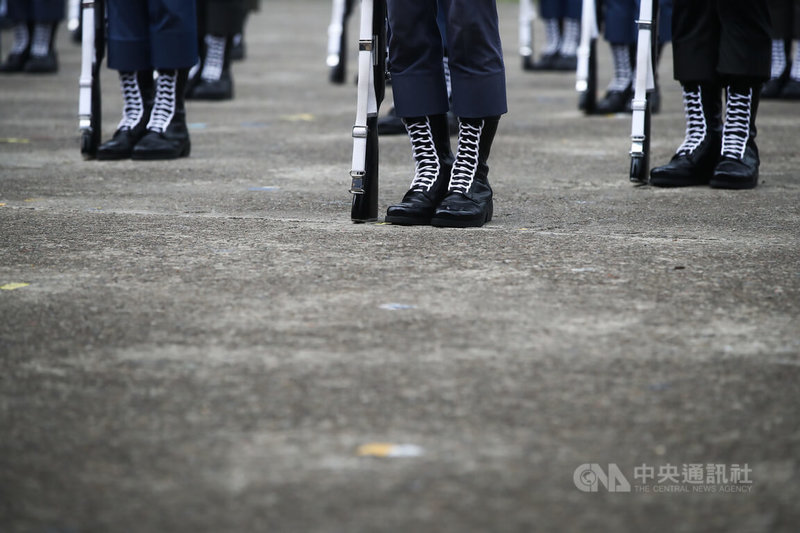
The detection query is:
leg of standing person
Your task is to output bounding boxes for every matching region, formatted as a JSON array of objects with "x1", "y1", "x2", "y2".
[
  {"x1": 595, "y1": 0, "x2": 637, "y2": 113},
  {"x1": 651, "y1": 0, "x2": 771, "y2": 189},
  {"x1": 99, "y1": 0, "x2": 157, "y2": 160},
  {"x1": 379, "y1": 0, "x2": 452, "y2": 136},
  {"x1": 188, "y1": 0, "x2": 245, "y2": 100},
  {"x1": 1, "y1": 0, "x2": 64, "y2": 73},
  {"x1": 531, "y1": 0, "x2": 567, "y2": 70},
  {"x1": 0, "y1": 0, "x2": 32, "y2": 72},
  {"x1": 553, "y1": 0, "x2": 582, "y2": 70},
  {"x1": 384, "y1": 0, "x2": 455, "y2": 225},
  {"x1": 231, "y1": 0, "x2": 260, "y2": 61},
  {"x1": 711, "y1": 0, "x2": 771, "y2": 188},
  {"x1": 763, "y1": 0, "x2": 792, "y2": 97},
  {"x1": 23, "y1": 0, "x2": 64, "y2": 72},
  {"x1": 779, "y1": 0, "x2": 800, "y2": 97},
  {"x1": 431, "y1": 0, "x2": 506, "y2": 227},
  {"x1": 132, "y1": 0, "x2": 198, "y2": 159},
  {"x1": 527, "y1": 0, "x2": 581, "y2": 72}
]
